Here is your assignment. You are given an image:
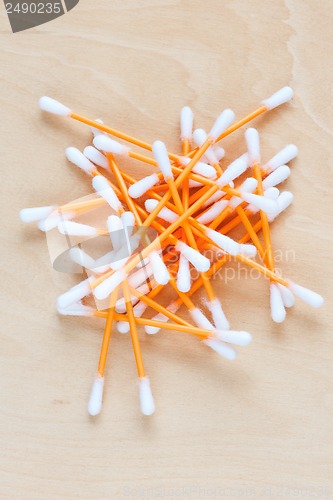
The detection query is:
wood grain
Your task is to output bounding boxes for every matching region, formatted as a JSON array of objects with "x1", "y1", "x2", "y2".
[{"x1": 0, "y1": 1, "x2": 332, "y2": 498}]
